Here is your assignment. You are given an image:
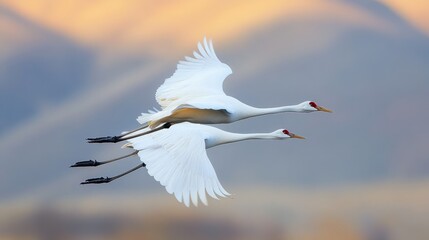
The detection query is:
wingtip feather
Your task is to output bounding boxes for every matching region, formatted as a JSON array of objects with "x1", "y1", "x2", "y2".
[
  {"x1": 191, "y1": 190, "x2": 198, "y2": 207},
  {"x1": 183, "y1": 190, "x2": 190, "y2": 207},
  {"x1": 193, "y1": 51, "x2": 203, "y2": 59},
  {"x1": 197, "y1": 42, "x2": 209, "y2": 58}
]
